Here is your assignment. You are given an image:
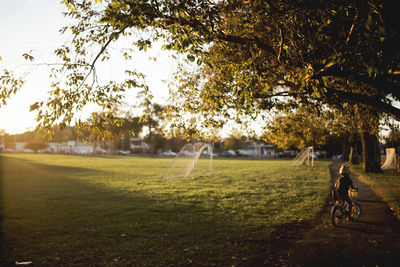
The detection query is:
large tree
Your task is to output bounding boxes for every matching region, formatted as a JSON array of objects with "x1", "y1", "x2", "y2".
[
  {"x1": 11, "y1": 0, "x2": 395, "y2": 128},
  {"x1": 2, "y1": 0, "x2": 398, "y2": 172}
]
